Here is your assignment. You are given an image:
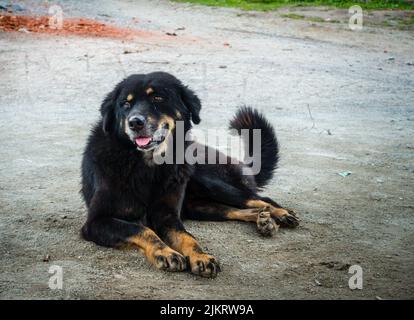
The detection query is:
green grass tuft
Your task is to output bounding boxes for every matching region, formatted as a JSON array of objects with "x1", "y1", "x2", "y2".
[
  {"x1": 280, "y1": 12, "x2": 341, "y2": 22},
  {"x1": 175, "y1": 1, "x2": 414, "y2": 11}
]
